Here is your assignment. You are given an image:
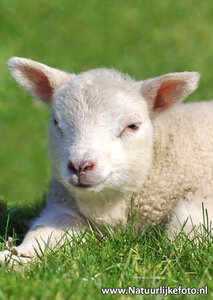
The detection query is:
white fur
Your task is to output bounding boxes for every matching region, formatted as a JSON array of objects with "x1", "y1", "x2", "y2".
[{"x1": 1, "y1": 57, "x2": 212, "y2": 266}]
